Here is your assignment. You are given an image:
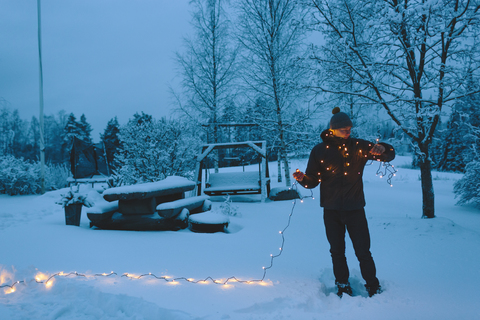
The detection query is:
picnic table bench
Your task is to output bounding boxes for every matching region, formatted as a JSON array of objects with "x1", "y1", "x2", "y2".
[{"x1": 87, "y1": 176, "x2": 214, "y2": 231}]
